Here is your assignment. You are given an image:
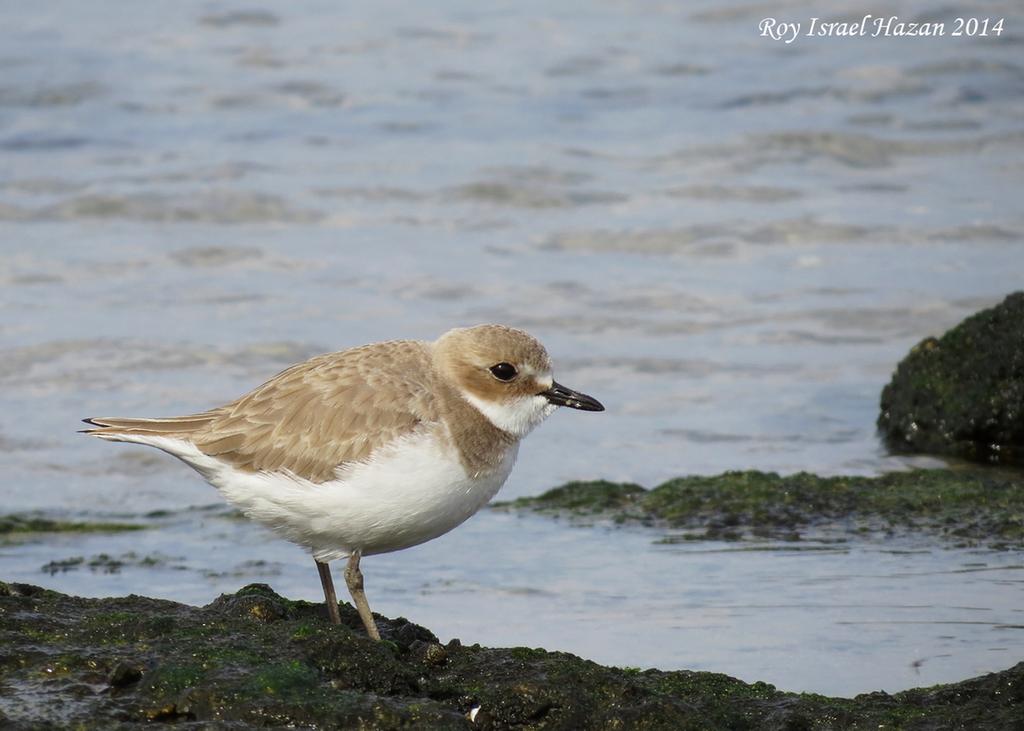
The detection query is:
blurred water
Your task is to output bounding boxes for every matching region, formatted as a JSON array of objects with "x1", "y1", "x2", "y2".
[{"x1": 1, "y1": 0, "x2": 1022, "y2": 695}]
